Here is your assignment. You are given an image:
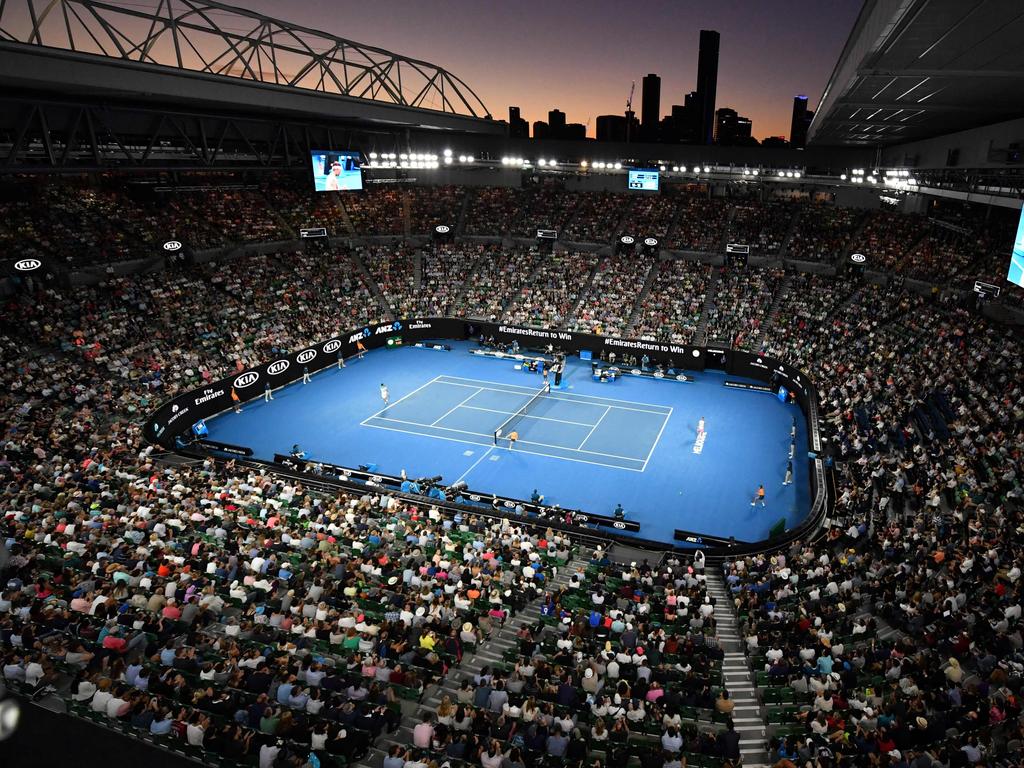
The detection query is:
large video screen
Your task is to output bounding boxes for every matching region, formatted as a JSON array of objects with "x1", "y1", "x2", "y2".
[
  {"x1": 1009, "y1": 207, "x2": 1024, "y2": 288},
  {"x1": 310, "y1": 150, "x2": 363, "y2": 192},
  {"x1": 628, "y1": 168, "x2": 660, "y2": 192}
]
